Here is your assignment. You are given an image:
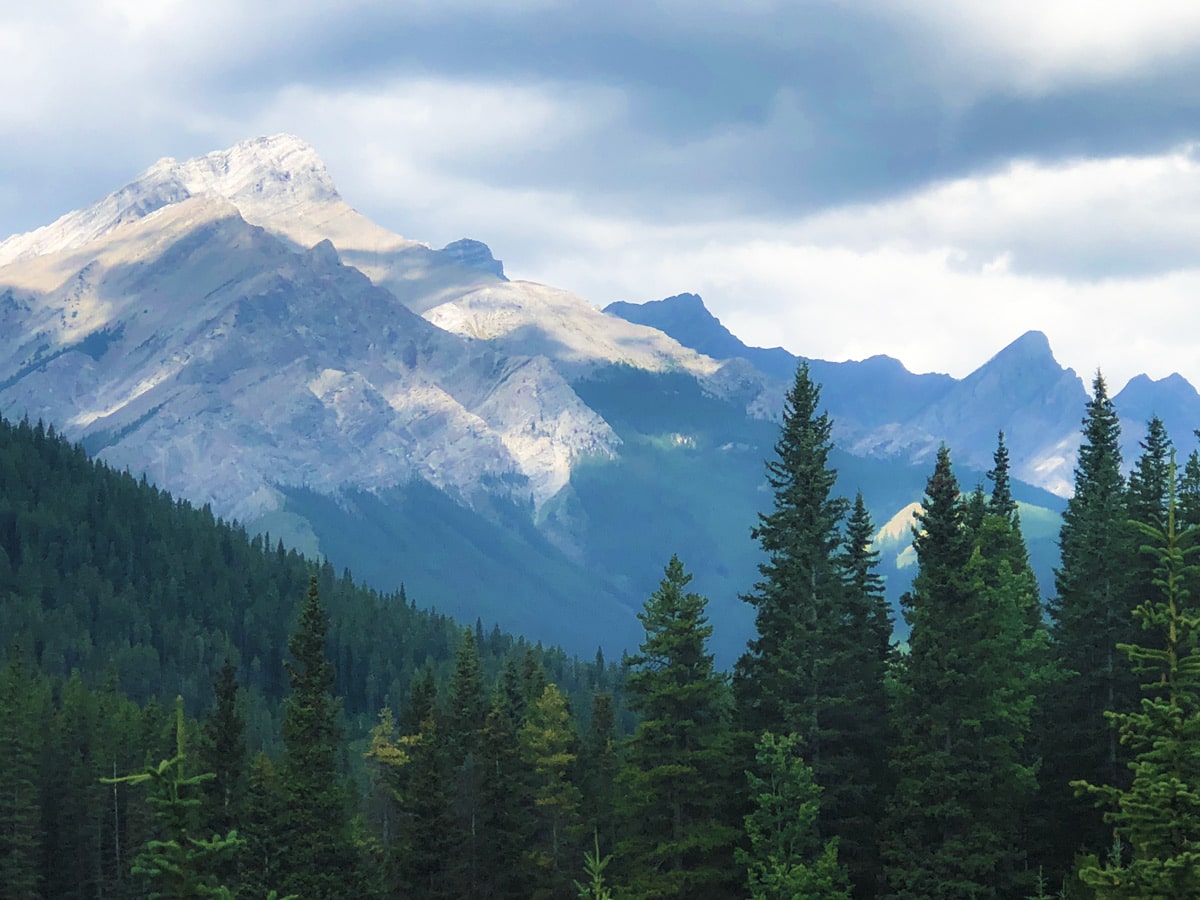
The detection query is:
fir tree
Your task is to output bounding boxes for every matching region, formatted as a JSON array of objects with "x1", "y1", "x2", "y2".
[
  {"x1": 882, "y1": 446, "x2": 1042, "y2": 898},
  {"x1": 200, "y1": 658, "x2": 246, "y2": 839},
  {"x1": 239, "y1": 753, "x2": 289, "y2": 900},
  {"x1": 0, "y1": 658, "x2": 44, "y2": 900},
  {"x1": 735, "y1": 361, "x2": 848, "y2": 739},
  {"x1": 581, "y1": 692, "x2": 619, "y2": 856},
  {"x1": 737, "y1": 731, "x2": 851, "y2": 900},
  {"x1": 733, "y1": 362, "x2": 890, "y2": 896},
  {"x1": 103, "y1": 696, "x2": 242, "y2": 899},
  {"x1": 1043, "y1": 372, "x2": 1137, "y2": 871},
  {"x1": 617, "y1": 555, "x2": 740, "y2": 899},
  {"x1": 520, "y1": 683, "x2": 585, "y2": 898},
  {"x1": 278, "y1": 576, "x2": 356, "y2": 900},
  {"x1": 1073, "y1": 463, "x2": 1200, "y2": 897}
]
